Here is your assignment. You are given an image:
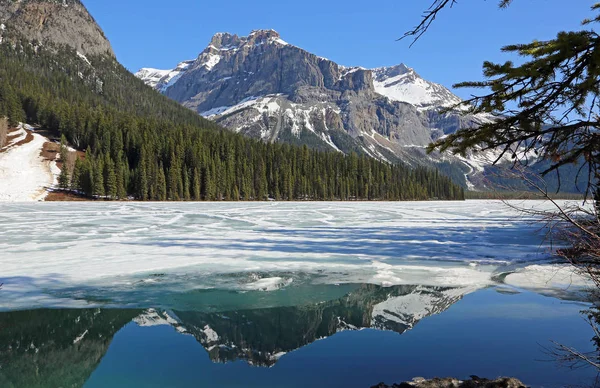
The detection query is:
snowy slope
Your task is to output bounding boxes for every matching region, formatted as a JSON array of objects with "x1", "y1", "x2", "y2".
[
  {"x1": 372, "y1": 64, "x2": 464, "y2": 109},
  {"x1": 0, "y1": 125, "x2": 58, "y2": 201},
  {"x1": 136, "y1": 60, "x2": 194, "y2": 93}
]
